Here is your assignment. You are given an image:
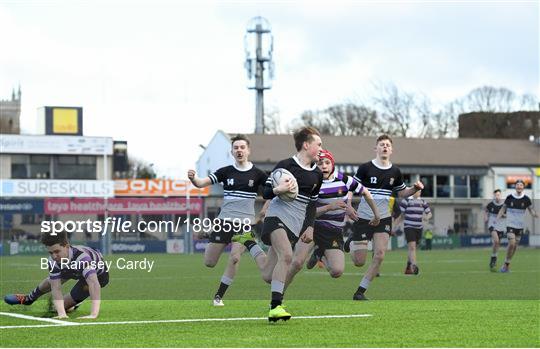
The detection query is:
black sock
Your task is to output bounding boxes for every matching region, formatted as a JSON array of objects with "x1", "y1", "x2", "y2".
[
  {"x1": 356, "y1": 286, "x2": 366, "y2": 294},
  {"x1": 270, "y1": 291, "x2": 283, "y2": 309},
  {"x1": 27, "y1": 286, "x2": 43, "y2": 302},
  {"x1": 505, "y1": 262, "x2": 510, "y2": 267},
  {"x1": 407, "y1": 261, "x2": 411, "y2": 267},
  {"x1": 215, "y1": 282, "x2": 229, "y2": 298},
  {"x1": 244, "y1": 240, "x2": 256, "y2": 250}
]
